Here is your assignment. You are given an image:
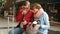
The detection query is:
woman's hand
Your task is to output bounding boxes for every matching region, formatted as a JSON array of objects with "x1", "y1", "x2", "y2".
[{"x1": 34, "y1": 24, "x2": 40, "y2": 30}]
